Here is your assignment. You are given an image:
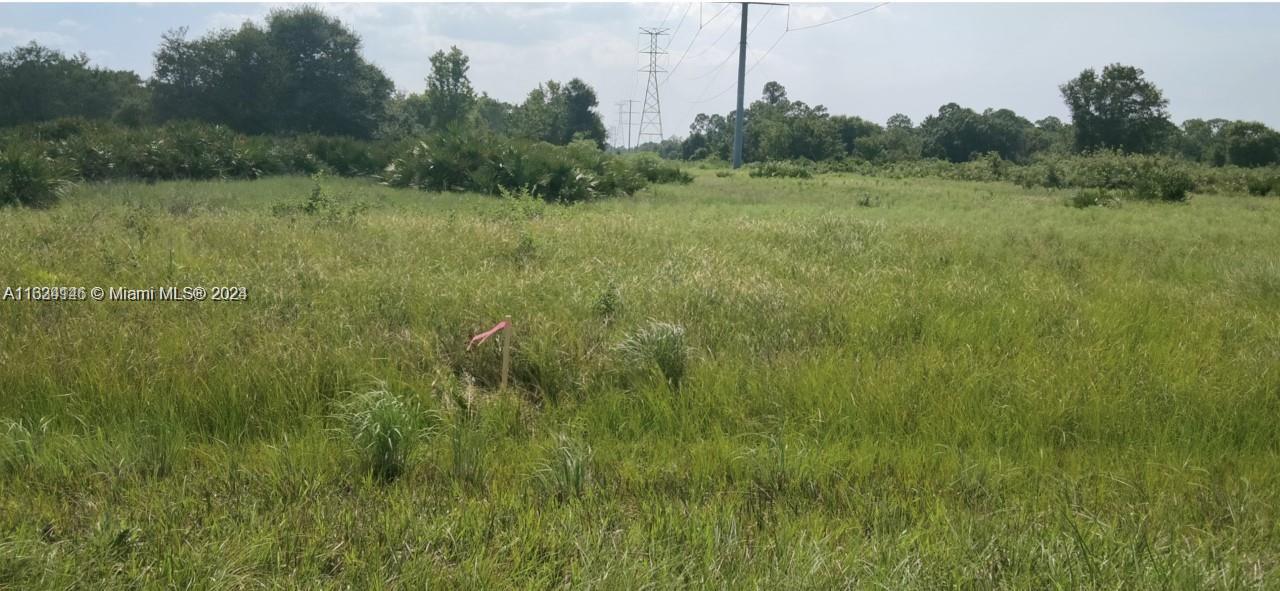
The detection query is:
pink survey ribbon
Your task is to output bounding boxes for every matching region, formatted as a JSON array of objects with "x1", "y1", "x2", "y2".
[{"x1": 466, "y1": 320, "x2": 510, "y2": 351}]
